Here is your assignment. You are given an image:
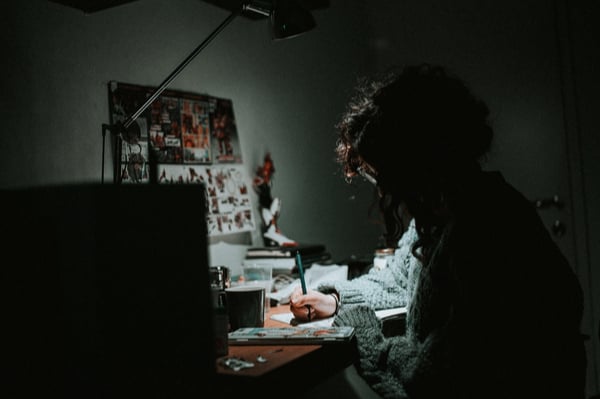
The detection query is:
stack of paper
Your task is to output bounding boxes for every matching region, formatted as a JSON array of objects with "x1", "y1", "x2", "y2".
[{"x1": 244, "y1": 244, "x2": 332, "y2": 274}]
